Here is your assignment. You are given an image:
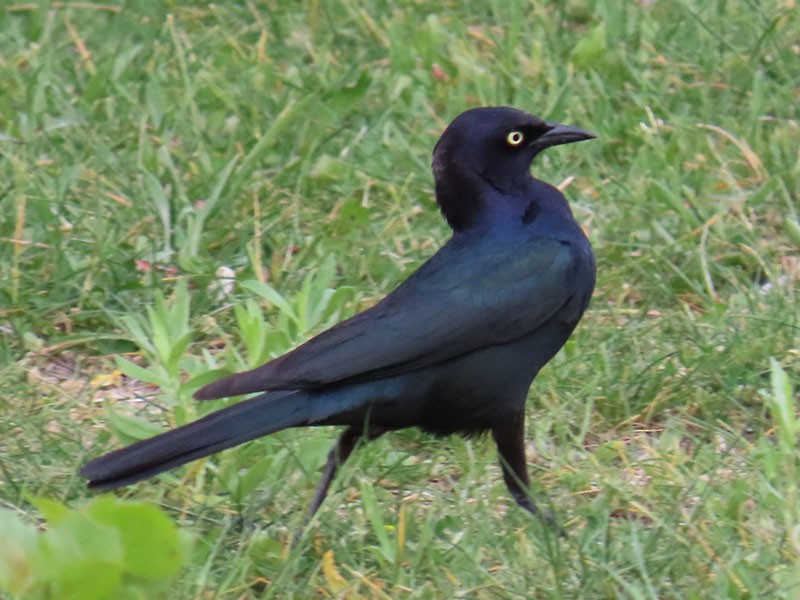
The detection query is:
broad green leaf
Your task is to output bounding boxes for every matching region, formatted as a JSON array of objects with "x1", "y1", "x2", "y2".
[
  {"x1": 240, "y1": 280, "x2": 300, "y2": 326},
  {"x1": 106, "y1": 404, "x2": 166, "y2": 443},
  {"x1": 115, "y1": 355, "x2": 167, "y2": 387},
  {"x1": 89, "y1": 498, "x2": 188, "y2": 580},
  {"x1": 0, "y1": 508, "x2": 38, "y2": 594}
]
